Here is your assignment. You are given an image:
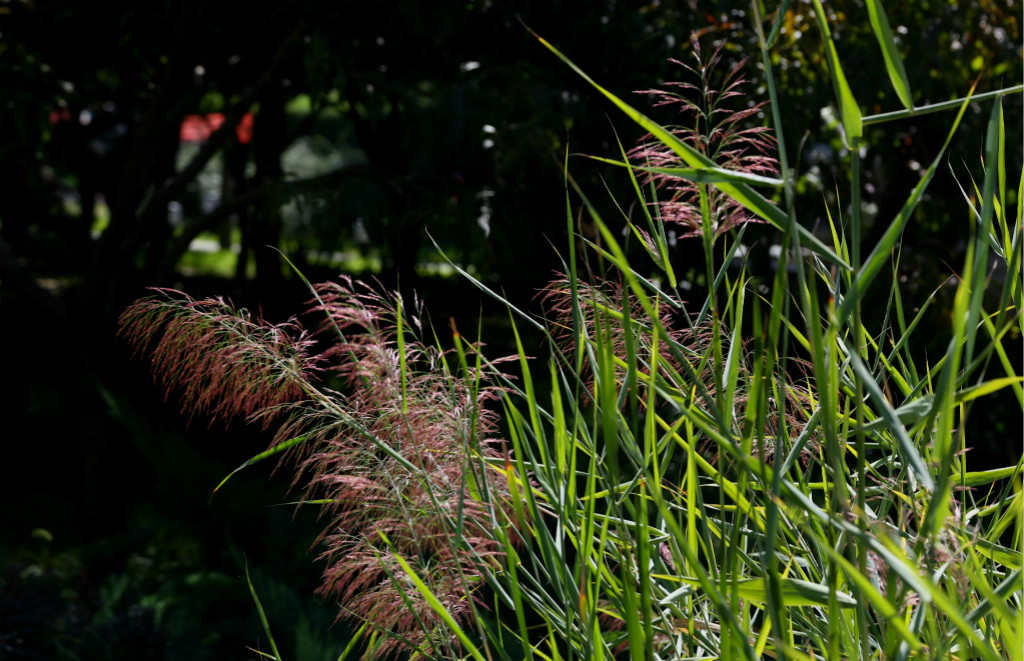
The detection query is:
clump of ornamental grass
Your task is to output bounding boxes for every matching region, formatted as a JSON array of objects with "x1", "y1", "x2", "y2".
[
  {"x1": 119, "y1": 277, "x2": 518, "y2": 660},
  {"x1": 440, "y1": 19, "x2": 1021, "y2": 661},
  {"x1": 121, "y1": 10, "x2": 1022, "y2": 660}
]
